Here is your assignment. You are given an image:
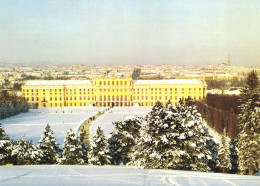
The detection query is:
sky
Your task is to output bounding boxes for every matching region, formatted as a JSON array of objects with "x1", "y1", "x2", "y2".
[{"x1": 0, "y1": 0, "x2": 260, "y2": 66}]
